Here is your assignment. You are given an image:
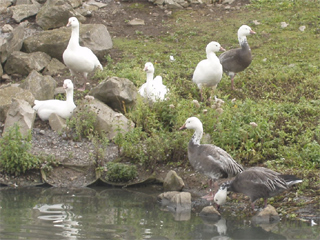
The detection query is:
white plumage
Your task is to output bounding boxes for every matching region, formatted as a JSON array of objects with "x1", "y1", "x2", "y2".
[
  {"x1": 138, "y1": 62, "x2": 168, "y2": 102},
  {"x1": 33, "y1": 79, "x2": 76, "y2": 121},
  {"x1": 63, "y1": 17, "x2": 103, "y2": 91},
  {"x1": 193, "y1": 41, "x2": 225, "y2": 100}
]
